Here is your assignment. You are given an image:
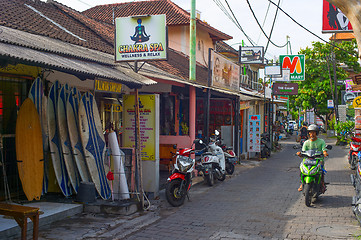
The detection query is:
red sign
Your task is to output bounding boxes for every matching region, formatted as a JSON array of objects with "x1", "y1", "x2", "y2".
[{"x1": 322, "y1": 0, "x2": 353, "y2": 33}]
